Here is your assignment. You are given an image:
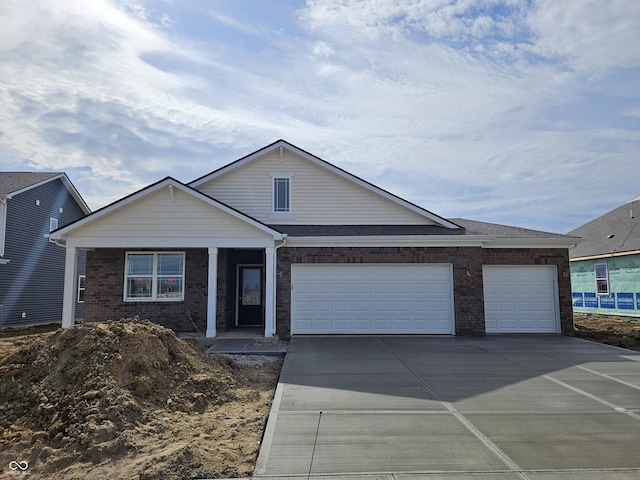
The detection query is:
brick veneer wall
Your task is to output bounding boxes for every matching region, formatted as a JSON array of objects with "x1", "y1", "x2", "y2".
[
  {"x1": 84, "y1": 248, "x2": 211, "y2": 332},
  {"x1": 83, "y1": 245, "x2": 573, "y2": 338},
  {"x1": 275, "y1": 246, "x2": 573, "y2": 339}
]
